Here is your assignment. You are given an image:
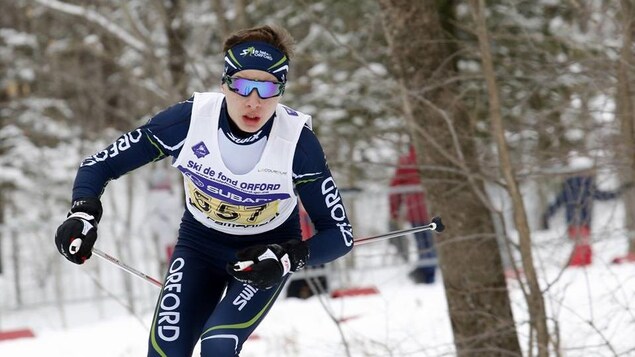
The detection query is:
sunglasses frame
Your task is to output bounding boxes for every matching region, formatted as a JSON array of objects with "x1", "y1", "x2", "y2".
[{"x1": 222, "y1": 75, "x2": 285, "y2": 99}]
